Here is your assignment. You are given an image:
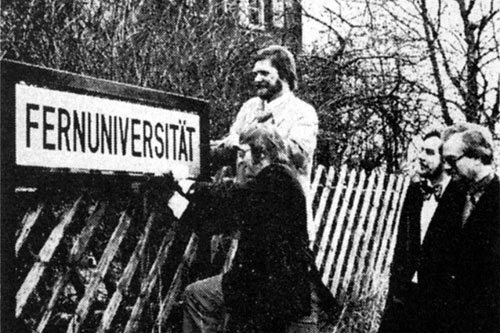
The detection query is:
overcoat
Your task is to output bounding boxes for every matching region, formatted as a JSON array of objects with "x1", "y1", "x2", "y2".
[
  {"x1": 454, "y1": 175, "x2": 500, "y2": 333},
  {"x1": 380, "y1": 179, "x2": 466, "y2": 332},
  {"x1": 191, "y1": 164, "x2": 313, "y2": 330}
]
